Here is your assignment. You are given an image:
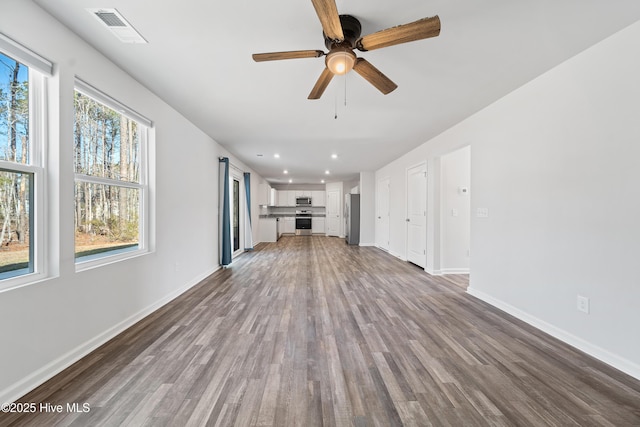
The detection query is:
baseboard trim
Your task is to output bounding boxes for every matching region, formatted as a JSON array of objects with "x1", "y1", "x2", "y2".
[
  {"x1": 467, "y1": 287, "x2": 640, "y2": 381},
  {"x1": 0, "y1": 266, "x2": 220, "y2": 405},
  {"x1": 359, "y1": 242, "x2": 375, "y2": 247},
  {"x1": 427, "y1": 268, "x2": 470, "y2": 276},
  {"x1": 442, "y1": 268, "x2": 470, "y2": 275}
]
